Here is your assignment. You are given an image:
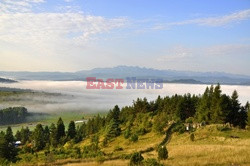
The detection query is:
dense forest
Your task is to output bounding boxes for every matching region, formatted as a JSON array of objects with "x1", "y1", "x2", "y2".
[
  {"x1": 0, "y1": 107, "x2": 28, "y2": 125},
  {"x1": 0, "y1": 84, "x2": 249, "y2": 165}
]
